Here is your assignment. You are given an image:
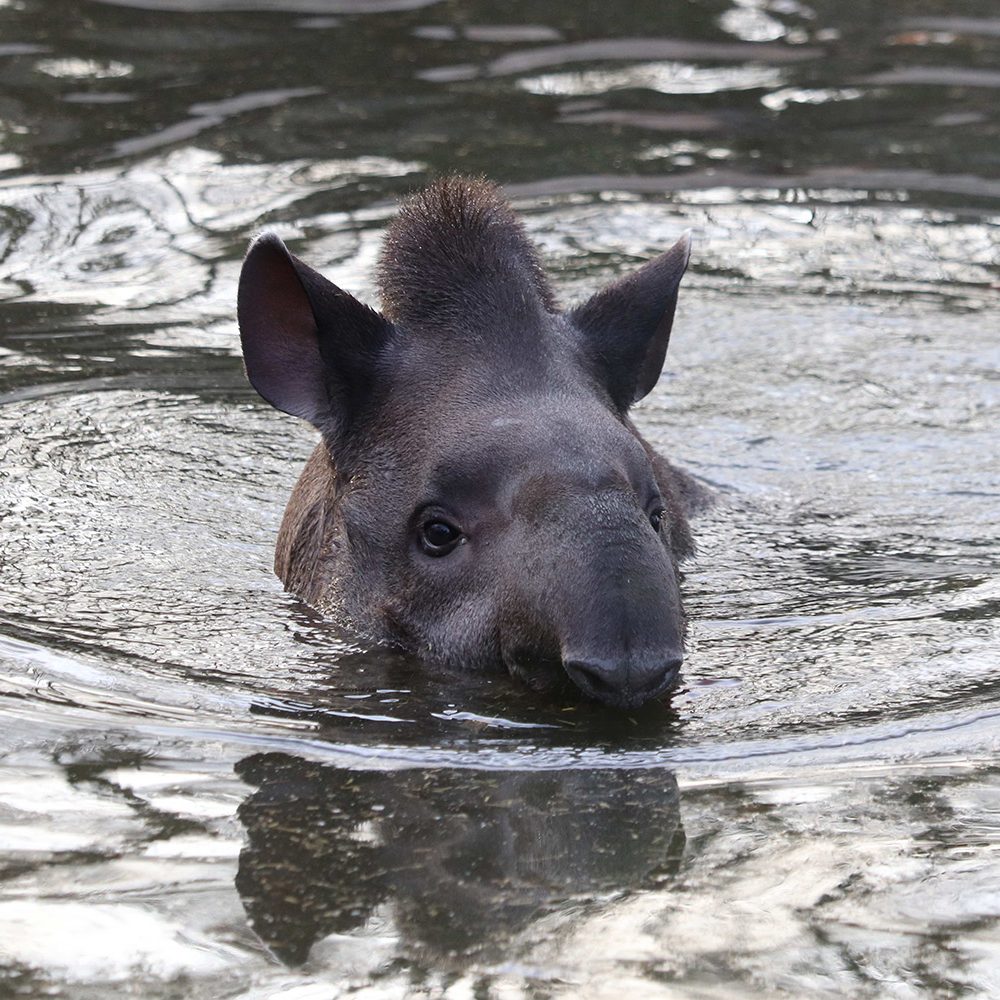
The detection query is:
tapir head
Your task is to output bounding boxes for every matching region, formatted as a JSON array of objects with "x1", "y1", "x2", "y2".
[{"x1": 238, "y1": 178, "x2": 694, "y2": 710}]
